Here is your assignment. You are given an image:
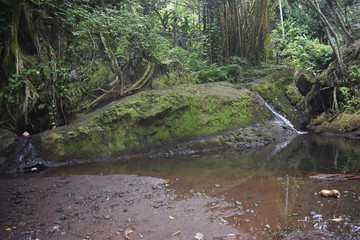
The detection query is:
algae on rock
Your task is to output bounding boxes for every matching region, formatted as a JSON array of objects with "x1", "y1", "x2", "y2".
[
  {"x1": 35, "y1": 82, "x2": 272, "y2": 162},
  {"x1": 252, "y1": 69, "x2": 315, "y2": 129}
]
